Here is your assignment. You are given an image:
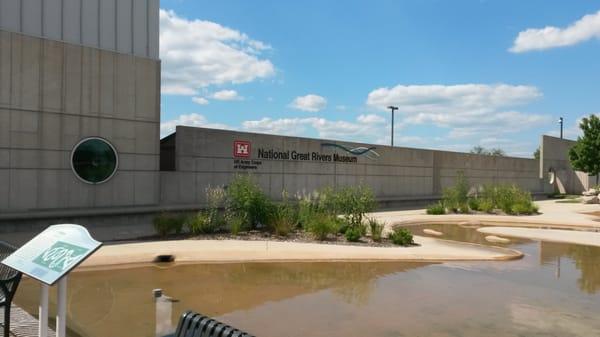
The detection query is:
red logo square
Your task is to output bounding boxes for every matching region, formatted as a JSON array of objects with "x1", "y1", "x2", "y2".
[{"x1": 233, "y1": 141, "x2": 251, "y2": 158}]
